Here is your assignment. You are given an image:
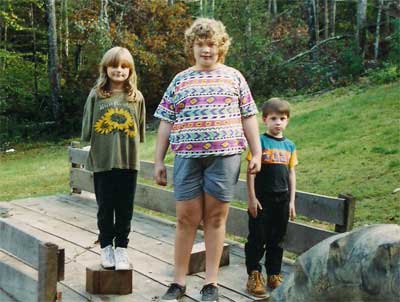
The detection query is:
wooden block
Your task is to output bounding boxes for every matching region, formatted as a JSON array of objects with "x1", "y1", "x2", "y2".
[
  {"x1": 187, "y1": 242, "x2": 229, "y2": 275},
  {"x1": 86, "y1": 265, "x2": 132, "y2": 295}
]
